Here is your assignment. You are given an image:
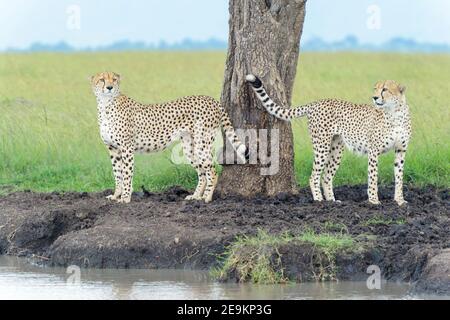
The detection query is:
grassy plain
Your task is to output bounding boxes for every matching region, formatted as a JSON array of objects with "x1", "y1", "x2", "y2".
[{"x1": 0, "y1": 52, "x2": 448, "y2": 192}]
